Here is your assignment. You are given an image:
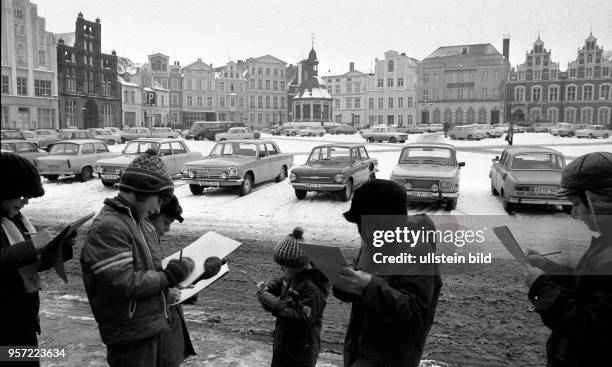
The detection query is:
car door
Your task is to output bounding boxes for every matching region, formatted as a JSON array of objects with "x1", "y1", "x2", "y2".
[
  {"x1": 491, "y1": 150, "x2": 506, "y2": 191},
  {"x1": 159, "y1": 142, "x2": 177, "y2": 174},
  {"x1": 14, "y1": 142, "x2": 36, "y2": 164},
  {"x1": 264, "y1": 142, "x2": 283, "y2": 178},
  {"x1": 170, "y1": 141, "x2": 191, "y2": 169},
  {"x1": 93, "y1": 142, "x2": 111, "y2": 159},
  {"x1": 78, "y1": 143, "x2": 96, "y2": 172},
  {"x1": 253, "y1": 143, "x2": 272, "y2": 182}
]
